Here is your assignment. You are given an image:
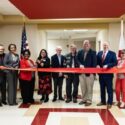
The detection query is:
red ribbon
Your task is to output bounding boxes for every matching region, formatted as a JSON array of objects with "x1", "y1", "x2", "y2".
[{"x1": 0, "y1": 66, "x2": 125, "y2": 74}]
